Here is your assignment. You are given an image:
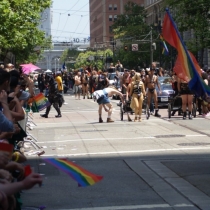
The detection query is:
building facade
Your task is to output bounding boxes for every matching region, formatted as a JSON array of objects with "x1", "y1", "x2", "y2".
[
  {"x1": 36, "y1": 6, "x2": 90, "y2": 71},
  {"x1": 89, "y1": 0, "x2": 144, "y2": 48}
]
